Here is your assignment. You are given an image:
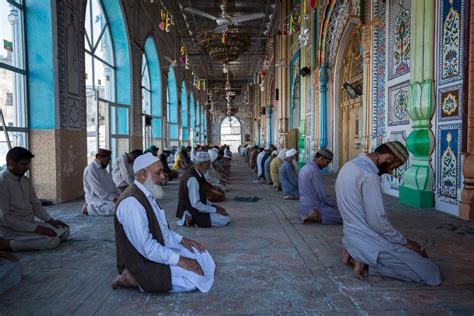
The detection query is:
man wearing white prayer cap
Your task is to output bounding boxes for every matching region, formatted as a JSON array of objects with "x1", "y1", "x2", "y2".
[
  {"x1": 202, "y1": 149, "x2": 227, "y2": 202},
  {"x1": 279, "y1": 148, "x2": 300, "y2": 200},
  {"x1": 112, "y1": 153, "x2": 216, "y2": 293},
  {"x1": 176, "y1": 151, "x2": 231, "y2": 228}
]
